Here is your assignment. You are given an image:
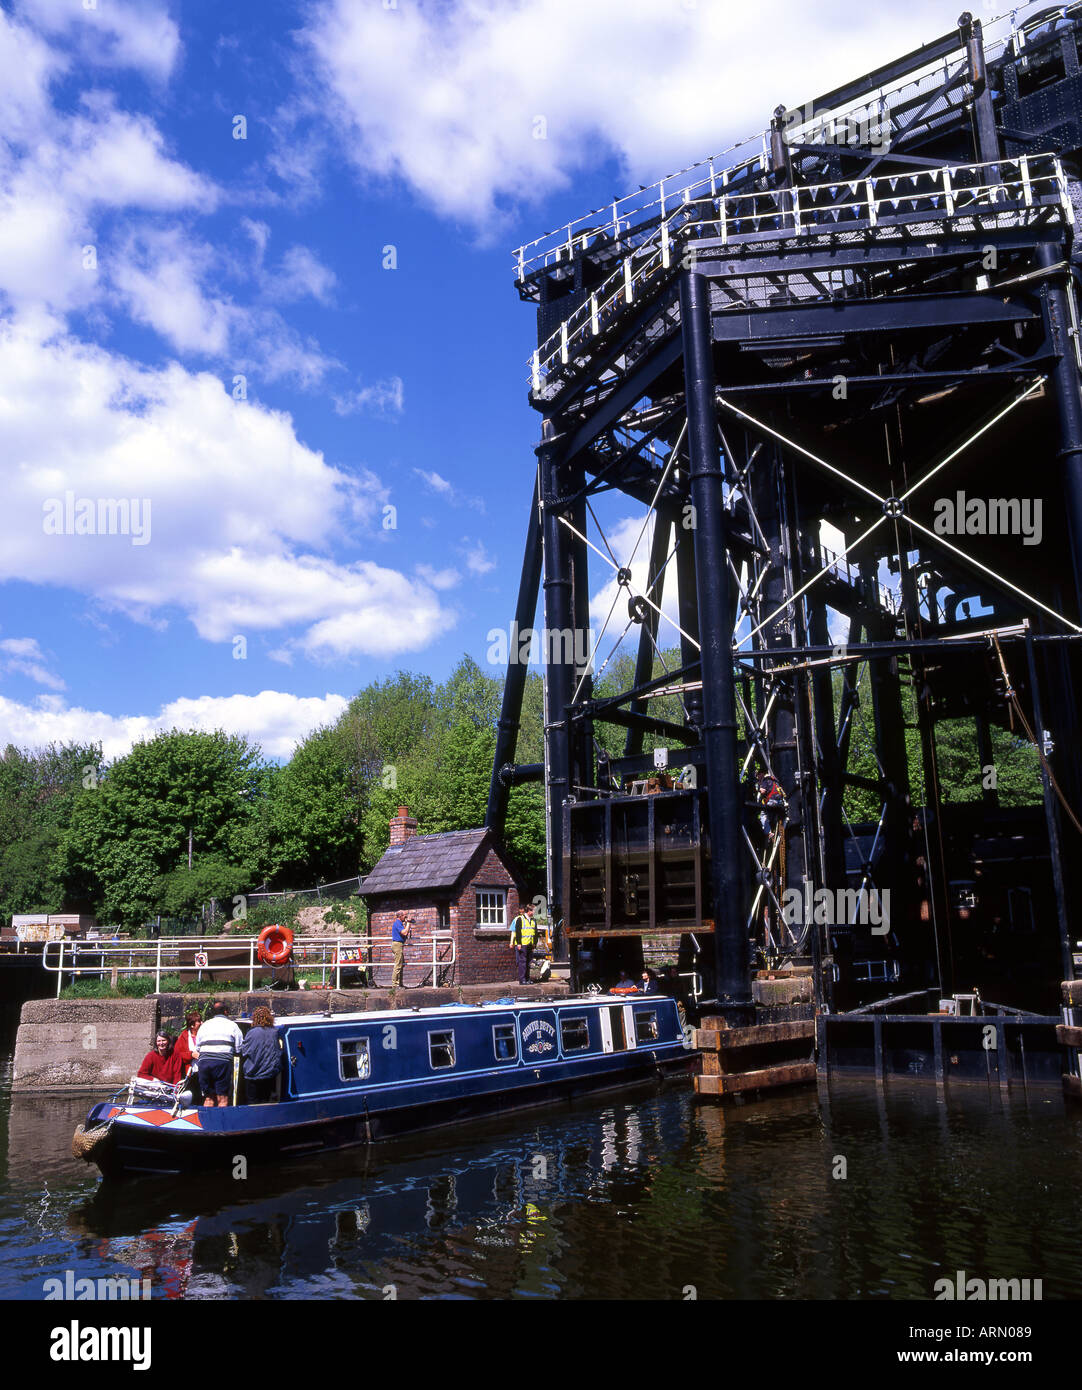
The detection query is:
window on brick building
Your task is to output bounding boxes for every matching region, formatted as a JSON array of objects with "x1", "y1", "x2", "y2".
[
  {"x1": 475, "y1": 888, "x2": 507, "y2": 927},
  {"x1": 428, "y1": 1030, "x2": 456, "y2": 1069}
]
